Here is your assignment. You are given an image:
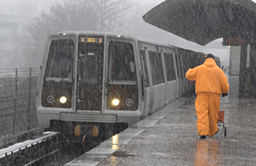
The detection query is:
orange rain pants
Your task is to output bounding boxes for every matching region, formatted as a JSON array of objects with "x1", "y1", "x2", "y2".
[{"x1": 195, "y1": 93, "x2": 220, "y2": 136}]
